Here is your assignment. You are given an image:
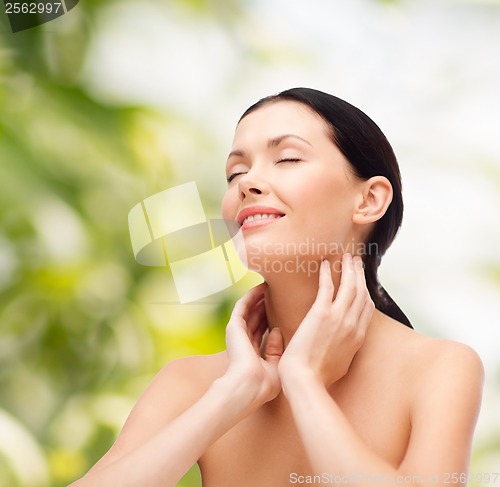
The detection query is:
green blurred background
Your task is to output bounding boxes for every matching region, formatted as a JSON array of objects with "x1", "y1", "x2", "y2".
[{"x1": 1, "y1": 1, "x2": 499, "y2": 486}]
